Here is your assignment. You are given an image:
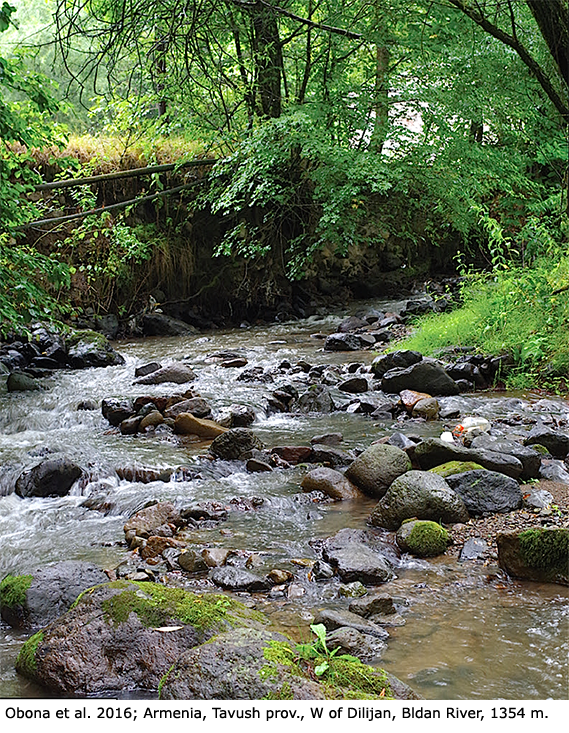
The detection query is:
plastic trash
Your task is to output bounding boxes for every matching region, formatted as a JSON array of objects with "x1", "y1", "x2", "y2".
[
  {"x1": 440, "y1": 431, "x2": 455, "y2": 443},
  {"x1": 452, "y1": 416, "x2": 491, "y2": 438}
]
